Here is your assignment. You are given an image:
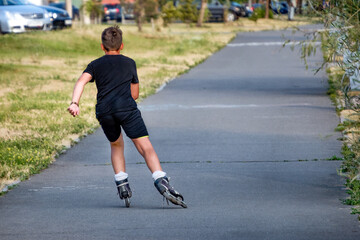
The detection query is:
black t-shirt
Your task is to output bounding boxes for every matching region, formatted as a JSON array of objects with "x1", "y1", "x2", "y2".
[{"x1": 83, "y1": 55, "x2": 139, "y2": 117}]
